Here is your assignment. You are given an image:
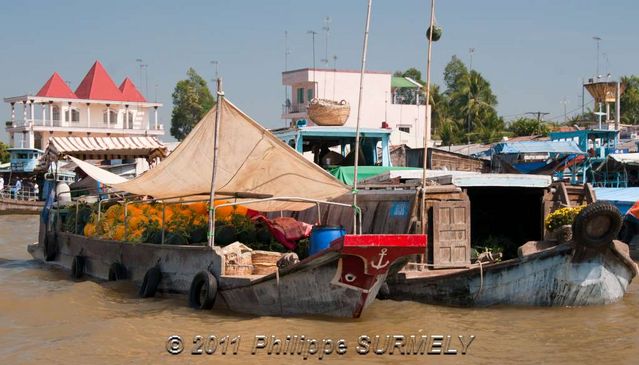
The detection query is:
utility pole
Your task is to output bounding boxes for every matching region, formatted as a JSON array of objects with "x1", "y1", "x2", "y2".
[
  {"x1": 525, "y1": 111, "x2": 550, "y2": 123},
  {"x1": 307, "y1": 30, "x2": 318, "y2": 98},
  {"x1": 593, "y1": 36, "x2": 602, "y2": 78},
  {"x1": 321, "y1": 17, "x2": 331, "y2": 66},
  {"x1": 560, "y1": 98, "x2": 569, "y2": 123},
  {"x1": 469, "y1": 48, "x2": 475, "y2": 70}
]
